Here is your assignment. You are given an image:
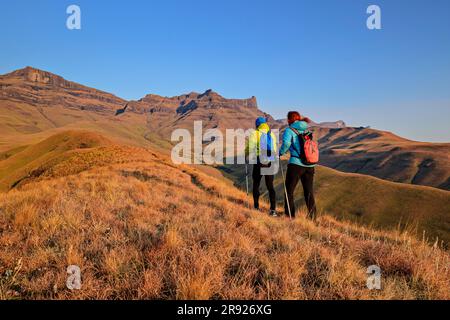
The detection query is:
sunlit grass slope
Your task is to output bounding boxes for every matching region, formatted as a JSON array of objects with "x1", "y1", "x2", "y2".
[
  {"x1": 0, "y1": 131, "x2": 448, "y2": 300},
  {"x1": 221, "y1": 162, "x2": 450, "y2": 245}
]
